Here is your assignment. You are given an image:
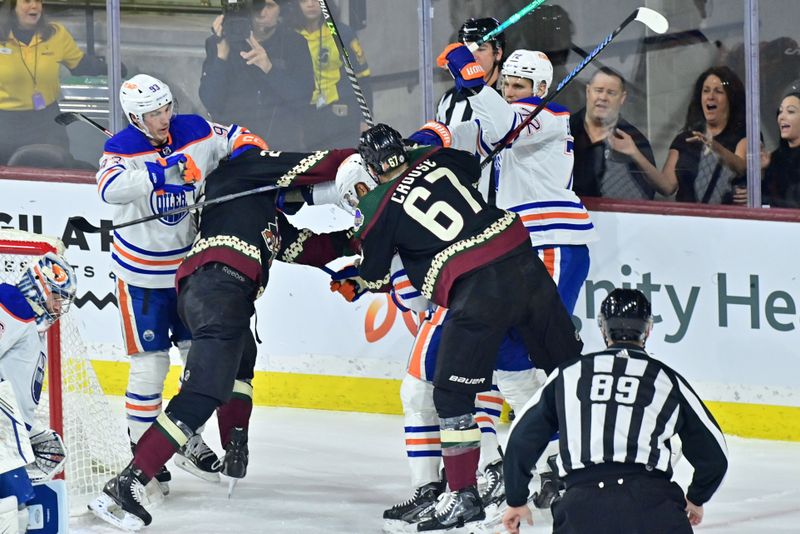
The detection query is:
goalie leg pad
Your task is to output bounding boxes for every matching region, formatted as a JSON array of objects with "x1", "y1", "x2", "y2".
[
  {"x1": 0, "y1": 467, "x2": 34, "y2": 506},
  {"x1": 126, "y1": 350, "x2": 170, "y2": 444},
  {"x1": 495, "y1": 368, "x2": 546, "y2": 414},
  {"x1": 25, "y1": 479, "x2": 68, "y2": 534},
  {"x1": 400, "y1": 374, "x2": 441, "y2": 489},
  {"x1": 0, "y1": 495, "x2": 19, "y2": 534}
]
